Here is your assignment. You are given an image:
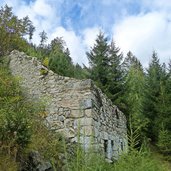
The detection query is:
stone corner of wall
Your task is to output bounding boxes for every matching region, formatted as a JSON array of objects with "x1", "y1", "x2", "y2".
[
  {"x1": 90, "y1": 80, "x2": 127, "y2": 123},
  {"x1": 10, "y1": 49, "x2": 21, "y2": 55}
]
